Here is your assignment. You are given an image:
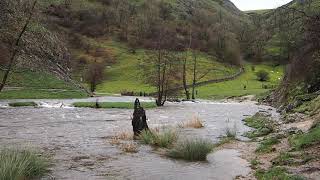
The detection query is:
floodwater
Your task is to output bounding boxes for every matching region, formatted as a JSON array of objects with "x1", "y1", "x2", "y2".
[{"x1": 0, "y1": 97, "x2": 278, "y2": 180}]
